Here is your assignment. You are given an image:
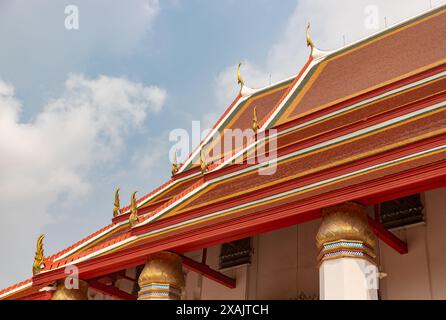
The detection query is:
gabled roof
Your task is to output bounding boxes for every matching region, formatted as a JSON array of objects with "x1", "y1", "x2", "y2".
[{"x1": 270, "y1": 4, "x2": 446, "y2": 127}]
